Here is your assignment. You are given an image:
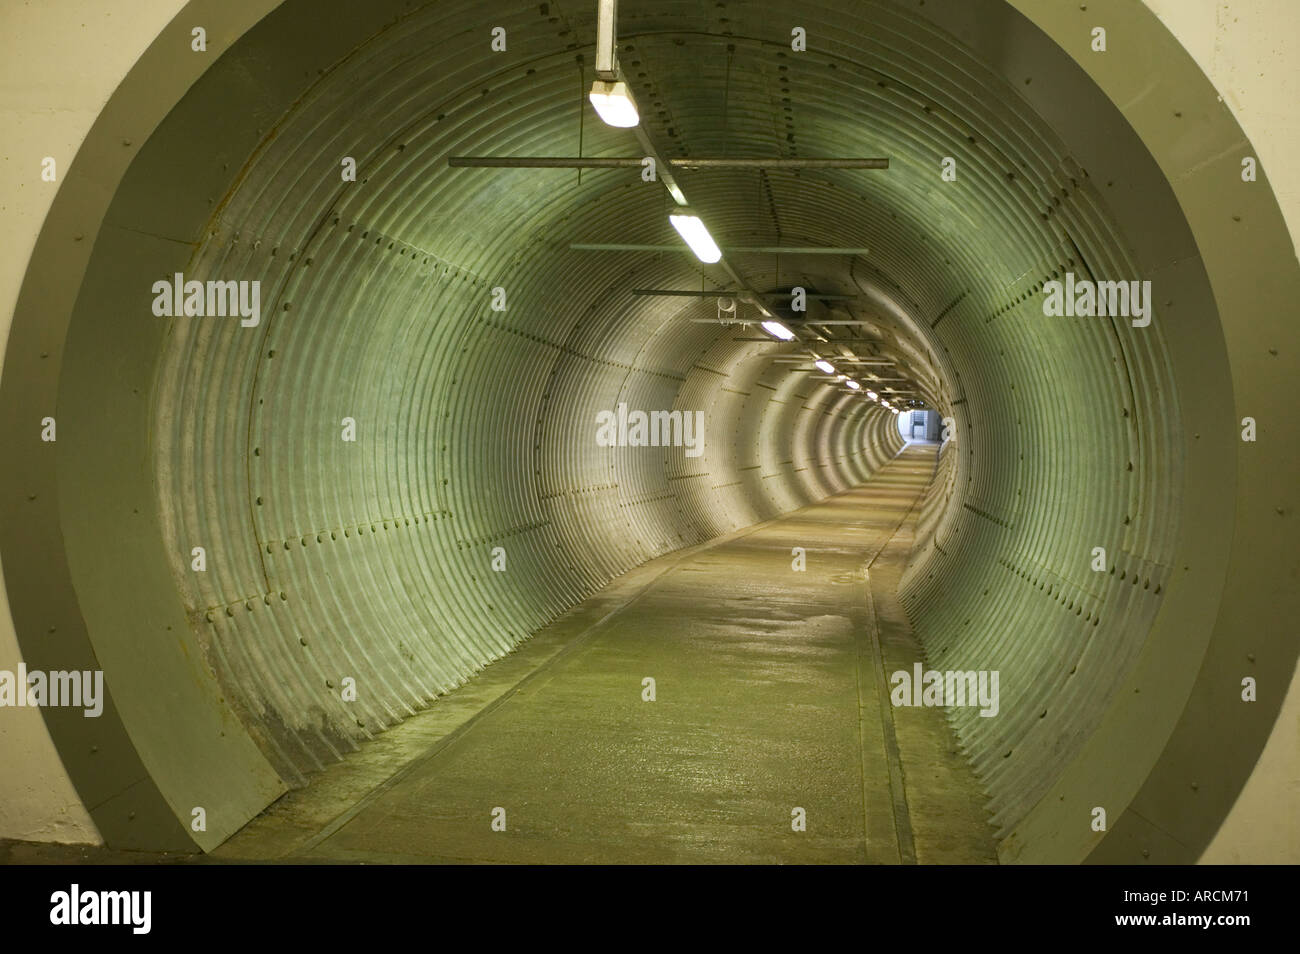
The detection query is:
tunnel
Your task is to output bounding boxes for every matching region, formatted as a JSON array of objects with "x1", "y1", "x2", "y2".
[{"x1": 2, "y1": 0, "x2": 1298, "y2": 865}]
